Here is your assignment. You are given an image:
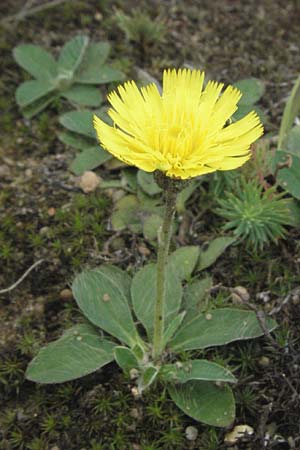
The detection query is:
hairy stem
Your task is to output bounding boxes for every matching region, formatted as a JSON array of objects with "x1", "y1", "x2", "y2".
[{"x1": 152, "y1": 182, "x2": 177, "y2": 360}]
